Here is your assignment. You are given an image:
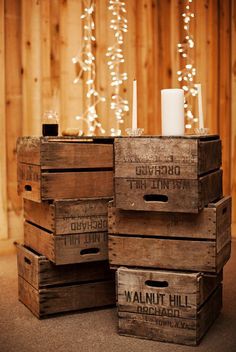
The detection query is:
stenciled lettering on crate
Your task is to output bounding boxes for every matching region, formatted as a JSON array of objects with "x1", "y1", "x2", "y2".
[
  {"x1": 17, "y1": 136, "x2": 114, "y2": 202},
  {"x1": 17, "y1": 244, "x2": 115, "y2": 318},
  {"x1": 24, "y1": 198, "x2": 110, "y2": 235},
  {"x1": 114, "y1": 136, "x2": 222, "y2": 213},
  {"x1": 23, "y1": 198, "x2": 111, "y2": 265},
  {"x1": 117, "y1": 267, "x2": 222, "y2": 346},
  {"x1": 24, "y1": 221, "x2": 109, "y2": 265}
]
